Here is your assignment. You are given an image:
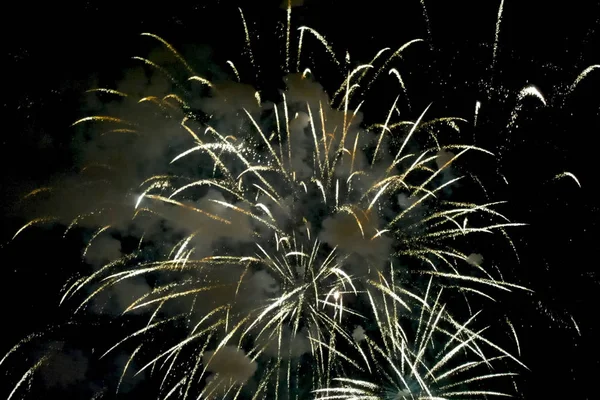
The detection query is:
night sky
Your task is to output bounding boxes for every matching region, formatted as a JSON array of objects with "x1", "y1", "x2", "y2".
[{"x1": 2, "y1": 1, "x2": 598, "y2": 399}]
